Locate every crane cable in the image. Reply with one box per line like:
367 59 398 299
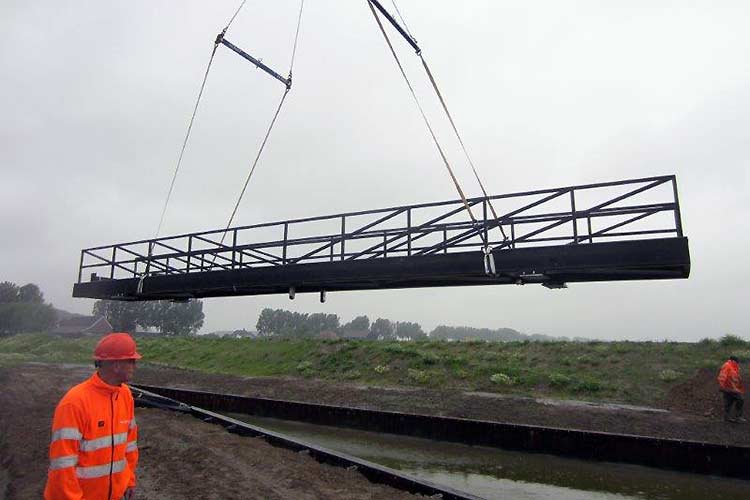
225 0 248 31
155 0 249 239
379 0 508 242
390 0 415 41
154 44 218 239
366 0 482 233
220 89 290 243
419 54 508 241
218 0 306 247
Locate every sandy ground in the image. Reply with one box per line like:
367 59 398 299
3 362 748 499
132 363 750 446
0 363 422 500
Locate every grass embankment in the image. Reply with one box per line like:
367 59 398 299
1 333 747 406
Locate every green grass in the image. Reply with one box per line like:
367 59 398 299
1 333 745 406
0 333 96 365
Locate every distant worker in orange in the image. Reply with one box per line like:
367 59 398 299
44 333 141 499
718 355 745 423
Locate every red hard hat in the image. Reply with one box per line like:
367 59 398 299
93 332 142 361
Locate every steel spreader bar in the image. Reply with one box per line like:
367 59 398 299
367 0 421 54
216 32 292 89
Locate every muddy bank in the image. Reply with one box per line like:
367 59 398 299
132 363 750 446
0 363 421 500
3 361 747 499
664 367 725 417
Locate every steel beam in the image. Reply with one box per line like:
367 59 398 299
74 237 690 301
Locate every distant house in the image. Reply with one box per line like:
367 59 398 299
203 329 257 338
133 330 163 338
318 329 370 340
52 316 113 336
232 329 257 338
340 329 370 340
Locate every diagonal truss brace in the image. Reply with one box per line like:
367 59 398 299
215 32 292 89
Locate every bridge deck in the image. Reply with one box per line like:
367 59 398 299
73 175 690 301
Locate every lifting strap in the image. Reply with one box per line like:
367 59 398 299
367 0 508 243
419 54 508 241
366 0 482 234
389 0 415 41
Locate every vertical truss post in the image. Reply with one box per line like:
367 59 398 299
330 238 334 262
383 232 388 257
340 216 346 261
482 199 488 244
671 177 683 237
282 223 289 265
587 217 593 243
146 242 154 276
110 246 117 279
407 209 412 256
443 228 448 254
78 251 84 283
511 222 516 249
232 230 238 269
570 189 578 244
186 237 192 273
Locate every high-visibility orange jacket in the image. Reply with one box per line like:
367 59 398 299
44 372 138 500
718 360 744 394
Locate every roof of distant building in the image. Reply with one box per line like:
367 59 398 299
53 315 113 335
340 329 369 339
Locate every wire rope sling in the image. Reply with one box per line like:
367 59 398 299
147 0 505 295
155 0 305 243
365 0 507 275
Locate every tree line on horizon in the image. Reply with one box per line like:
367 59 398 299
253 307 571 342
0 279 579 342
0 281 57 335
255 308 427 340
92 299 205 336
0 280 206 337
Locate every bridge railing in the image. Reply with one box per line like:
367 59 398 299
77 175 683 283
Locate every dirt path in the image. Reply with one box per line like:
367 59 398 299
0 363 421 500
132 363 750 446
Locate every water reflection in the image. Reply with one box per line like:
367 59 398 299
231 414 748 500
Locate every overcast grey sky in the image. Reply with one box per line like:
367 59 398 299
1 1 748 341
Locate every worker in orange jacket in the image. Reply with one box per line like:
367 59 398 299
718 355 745 423
44 332 141 499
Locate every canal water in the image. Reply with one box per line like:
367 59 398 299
231 414 749 500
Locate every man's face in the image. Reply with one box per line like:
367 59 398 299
113 359 137 383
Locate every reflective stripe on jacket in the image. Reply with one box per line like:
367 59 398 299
44 372 138 500
718 360 744 394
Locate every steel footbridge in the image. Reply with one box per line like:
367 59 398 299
73 175 690 301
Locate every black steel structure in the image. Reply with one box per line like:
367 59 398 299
74 175 690 301
134 384 750 480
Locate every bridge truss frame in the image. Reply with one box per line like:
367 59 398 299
73 175 689 300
